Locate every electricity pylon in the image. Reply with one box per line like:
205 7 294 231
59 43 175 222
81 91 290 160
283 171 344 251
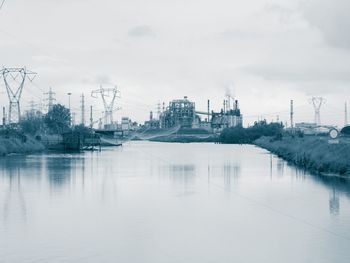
0 68 37 124
44 87 56 113
309 97 326 126
91 85 121 127
80 93 85 126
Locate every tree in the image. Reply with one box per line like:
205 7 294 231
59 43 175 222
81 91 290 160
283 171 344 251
19 112 44 135
219 121 284 144
44 104 71 134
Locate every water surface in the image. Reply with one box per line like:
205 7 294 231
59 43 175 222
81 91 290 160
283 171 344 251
1 142 350 262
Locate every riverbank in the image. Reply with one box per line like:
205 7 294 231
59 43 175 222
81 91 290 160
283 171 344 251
255 136 350 177
0 136 45 156
149 134 217 143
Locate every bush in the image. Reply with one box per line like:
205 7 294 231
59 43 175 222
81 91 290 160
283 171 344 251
219 121 284 144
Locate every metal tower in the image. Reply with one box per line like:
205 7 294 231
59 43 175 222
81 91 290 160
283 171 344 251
80 93 85 126
44 87 56 113
309 97 325 126
290 100 294 128
91 85 121 127
345 102 348 127
0 68 37 124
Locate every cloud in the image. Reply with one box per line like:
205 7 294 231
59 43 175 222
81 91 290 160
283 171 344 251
128 25 156 38
303 0 350 49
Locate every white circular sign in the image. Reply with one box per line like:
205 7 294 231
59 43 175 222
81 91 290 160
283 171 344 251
329 129 338 139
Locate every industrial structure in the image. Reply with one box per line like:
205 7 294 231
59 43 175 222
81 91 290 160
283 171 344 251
91 85 121 129
0 68 37 124
160 96 198 129
309 97 325 126
145 96 243 133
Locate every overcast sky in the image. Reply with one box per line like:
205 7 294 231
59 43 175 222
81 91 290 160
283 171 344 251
0 0 349 126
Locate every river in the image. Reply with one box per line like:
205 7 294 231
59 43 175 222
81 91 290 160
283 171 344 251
1 141 350 262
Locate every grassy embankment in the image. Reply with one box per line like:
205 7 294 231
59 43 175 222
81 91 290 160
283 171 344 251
255 136 350 177
149 128 218 143
0 136 45 156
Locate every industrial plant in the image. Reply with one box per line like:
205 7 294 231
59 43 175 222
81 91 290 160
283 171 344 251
144 95 243 134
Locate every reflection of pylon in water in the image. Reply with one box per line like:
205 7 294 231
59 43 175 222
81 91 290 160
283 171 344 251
3 168 27 222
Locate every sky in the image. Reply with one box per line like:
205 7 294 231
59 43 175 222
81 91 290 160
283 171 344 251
0 0 349 127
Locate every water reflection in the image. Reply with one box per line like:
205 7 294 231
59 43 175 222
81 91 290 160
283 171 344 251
46 156 73 190
1 162 27 223
222 161 240 191
168 164 196 185
329 187 340 216
1 143 350 263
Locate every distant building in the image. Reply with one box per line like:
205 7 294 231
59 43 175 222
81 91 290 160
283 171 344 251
145 96 243 133
295 122 336 135
160 96 197 129
211 100 243 132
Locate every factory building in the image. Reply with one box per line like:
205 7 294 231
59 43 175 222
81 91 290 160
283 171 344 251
146 96 243 132
160 96 199 129
211 99 243 132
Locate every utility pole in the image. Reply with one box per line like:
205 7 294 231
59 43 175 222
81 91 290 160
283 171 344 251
290 100 294 129
90 105 93 129
67 92 72 126
2 107 6 126
0 68 37 124
80 93 85 126
309 97 325 126
345 102 348 127
207 99 210 123
44 87 56 113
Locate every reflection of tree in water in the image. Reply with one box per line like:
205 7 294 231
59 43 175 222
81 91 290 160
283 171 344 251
0 158 28 223
222 161 241 190
276 159 285 176
329 187 340 216
46 156 72 189
169 164 196 185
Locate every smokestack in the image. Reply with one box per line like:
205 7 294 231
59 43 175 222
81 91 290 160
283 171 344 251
235 100 238 110
290 100 294 129
2 107 5 126
207 99 210 123
345 102 348 127
150 111 153 120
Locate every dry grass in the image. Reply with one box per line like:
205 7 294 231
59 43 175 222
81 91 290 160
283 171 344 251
0 136 45 155
255 136 350 176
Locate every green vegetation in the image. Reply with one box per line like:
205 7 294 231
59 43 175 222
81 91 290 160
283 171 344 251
341 126 350 136
219 121 283 144
19 113 44 135
0 129 44 156
255 136 350 176
0 104 85 155
44 104 71 134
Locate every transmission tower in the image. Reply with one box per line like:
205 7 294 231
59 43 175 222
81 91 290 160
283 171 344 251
290 100 294 128
44 87 56 113
28 99 38 117
309 97 325 126
345 102 348 127
80 93 85 126
0 68 37 124
91 85 121 127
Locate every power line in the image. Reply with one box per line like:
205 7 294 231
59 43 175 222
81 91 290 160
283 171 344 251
0 0 6 10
